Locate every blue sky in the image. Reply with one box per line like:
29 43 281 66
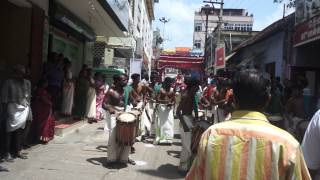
154 0 294 49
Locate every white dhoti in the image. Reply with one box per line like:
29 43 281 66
85 87 96 118
61 82 74 115
6 103 32 132
155 104 174 144
140 101 156 136
150 103 157 136
107 126 131 163
179 115 194 172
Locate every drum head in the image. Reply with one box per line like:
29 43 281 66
198 111 205 117
130 110 141 116
117 113 136 122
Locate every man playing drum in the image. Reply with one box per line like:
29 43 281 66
143 72 162 139
155 77 175 145
103 74 135 165
129 73 145 109
176 77 201 175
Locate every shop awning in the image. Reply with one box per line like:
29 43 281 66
225 52 237 62
236 52 264 68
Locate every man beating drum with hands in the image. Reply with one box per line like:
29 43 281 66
103 74 136 165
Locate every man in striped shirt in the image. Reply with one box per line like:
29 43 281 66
186 69 310 180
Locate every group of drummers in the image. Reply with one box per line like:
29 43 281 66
101 71 234 170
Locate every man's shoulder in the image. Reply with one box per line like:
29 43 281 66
208 120 300 147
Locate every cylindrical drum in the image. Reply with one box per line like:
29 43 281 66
116 112 137 146
191 120 211 153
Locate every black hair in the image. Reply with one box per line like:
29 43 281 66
185 77 200 89
232 69 270 111
131 73 140 80
143 73 149 81
113 74 121 82
163 77 174 88
94 72 102 77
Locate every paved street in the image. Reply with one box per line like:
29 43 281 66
0 121 184 180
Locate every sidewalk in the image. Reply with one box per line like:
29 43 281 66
0 120 184 180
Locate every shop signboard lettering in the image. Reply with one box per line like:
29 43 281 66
294 13 320 46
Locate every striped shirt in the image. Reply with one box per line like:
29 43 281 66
186 111 311 180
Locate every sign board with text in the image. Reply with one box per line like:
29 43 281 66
215 46 225 69
294 13 320 46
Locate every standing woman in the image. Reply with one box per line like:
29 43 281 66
95 72 106 121
61 60 74 116
31 79 55 143
85 68 96 122
73 68 89 119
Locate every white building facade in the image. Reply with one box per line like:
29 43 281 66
130 0 155 73
193 8 254 51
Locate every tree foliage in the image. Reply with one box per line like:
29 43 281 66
274 0 296 8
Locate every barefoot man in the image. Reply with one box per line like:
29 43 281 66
103 74 135 165
155 77 175 145
176 77 201 174
129 73 144 109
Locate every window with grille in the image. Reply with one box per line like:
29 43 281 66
194 40 201 49
195 23 202 32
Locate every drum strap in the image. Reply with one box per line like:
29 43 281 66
124 85 131 111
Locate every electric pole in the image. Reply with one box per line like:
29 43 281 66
217 0 224 46
201 4 213 69
159 17 170 48
204 0 224 73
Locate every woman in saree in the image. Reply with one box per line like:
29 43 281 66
31 79 55 143
61 60 74 116
85 68 97 122
73 68 90 119
95 72 106 121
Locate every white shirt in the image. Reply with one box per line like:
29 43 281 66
302 109 320 170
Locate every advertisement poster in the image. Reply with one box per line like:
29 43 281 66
215 46 225 69
129 58 142 77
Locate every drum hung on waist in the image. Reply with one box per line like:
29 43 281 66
130 109 141 117
197 110 205 119
116 112 137 146
191 120 211 153
116 112 136 123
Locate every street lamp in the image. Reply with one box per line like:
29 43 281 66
159 17 170 47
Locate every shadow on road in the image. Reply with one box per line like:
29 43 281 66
137 163 183 179
96 145 108 152
172 141 182 146
86 157 128 170
167 150 180 158
0 165 9 172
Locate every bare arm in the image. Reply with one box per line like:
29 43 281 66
176 95 190 132
103 90 116 114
